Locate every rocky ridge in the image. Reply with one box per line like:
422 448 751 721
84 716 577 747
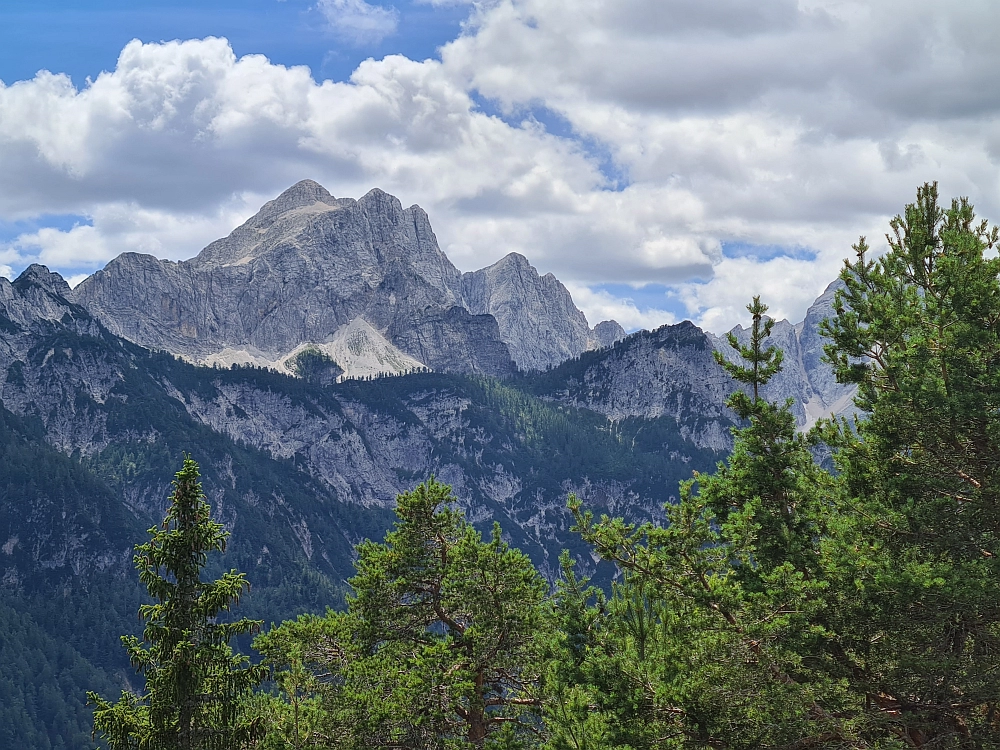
525 282 857 452
461 252 624 370
72 181 623 378
710 279 857 430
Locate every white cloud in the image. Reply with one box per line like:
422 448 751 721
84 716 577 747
317 0 399 44
1 200 254 274
563 283 676 332
2 2 1000 331
65 273 90 289
0 265 11 281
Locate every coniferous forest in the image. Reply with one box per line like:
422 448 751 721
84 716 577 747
12 184 1000 748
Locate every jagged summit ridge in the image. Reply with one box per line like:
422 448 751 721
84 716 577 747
462 251 624 371
72 181 622 377
72 182 510 377
709 279 857 429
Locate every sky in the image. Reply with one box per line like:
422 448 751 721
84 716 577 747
1 0 999 333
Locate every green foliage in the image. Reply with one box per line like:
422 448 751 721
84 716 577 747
88 458 266 750
713 295 784 414
560 292 860 748
0 600 120 750
257 478 549 749
820 182 1000 746
553 184 1000 749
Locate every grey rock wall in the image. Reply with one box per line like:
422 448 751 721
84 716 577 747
462 253 594 371
73 181 513 377
73 181 621 377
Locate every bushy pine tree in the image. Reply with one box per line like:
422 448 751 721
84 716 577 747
821 183 1000 747
89 457 266 750
564 297 854 749
256 477 548 749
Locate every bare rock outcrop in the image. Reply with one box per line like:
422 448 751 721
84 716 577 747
461 252 624 371
73 181 515 377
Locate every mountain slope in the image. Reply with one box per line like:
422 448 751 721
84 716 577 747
0 265 723 749
462 252 623 370
73 181 516 378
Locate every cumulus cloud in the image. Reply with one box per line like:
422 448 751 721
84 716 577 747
317 0 399 44
563 283 676 333
2 2 1000 331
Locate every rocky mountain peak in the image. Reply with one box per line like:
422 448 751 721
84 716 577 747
356 187 404 221
462 253 595 371
263 179 338 215
69 180 626 378
72 182 516 377
13 264 72 298
593 320 626 348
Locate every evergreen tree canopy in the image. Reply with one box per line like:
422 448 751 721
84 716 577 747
256 477 549 749
88 457 266 750
565 295 849 749
820 182 1000 746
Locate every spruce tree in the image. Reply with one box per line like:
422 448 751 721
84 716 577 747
89 457 266 750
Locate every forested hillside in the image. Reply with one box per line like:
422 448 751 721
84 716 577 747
0 285 721 747
4 184 998 749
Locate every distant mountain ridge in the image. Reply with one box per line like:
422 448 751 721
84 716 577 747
62 177 855 434
72 180 624 378
709 279 857 430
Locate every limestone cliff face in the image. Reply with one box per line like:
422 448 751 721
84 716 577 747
462 253 594 371
73 180 624 377
0 266 699 587
797 279 857 418
527 282 859 452
593 320 626 349
528 321 737 451
73 181 514 377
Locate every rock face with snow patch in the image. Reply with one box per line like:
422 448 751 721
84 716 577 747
73 181 516 378
73 181 623 377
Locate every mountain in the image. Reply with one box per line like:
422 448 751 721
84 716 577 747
73 181 515 377
0 182 860 749
462 252 624 370
519 321 737 451
710 279 857 430
520 283 857 453
0 263 718 749
73 181 622 378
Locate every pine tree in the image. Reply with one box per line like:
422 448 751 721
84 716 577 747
257 477 549 749
567 297 854 749
821 183 1000 746
89 457 266 750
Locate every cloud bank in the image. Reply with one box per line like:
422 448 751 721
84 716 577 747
2 1 999 332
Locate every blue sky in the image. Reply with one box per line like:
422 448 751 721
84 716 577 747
0 1 996 333
0 0 465 86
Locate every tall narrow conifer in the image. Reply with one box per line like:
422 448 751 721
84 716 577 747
89 457 265 750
